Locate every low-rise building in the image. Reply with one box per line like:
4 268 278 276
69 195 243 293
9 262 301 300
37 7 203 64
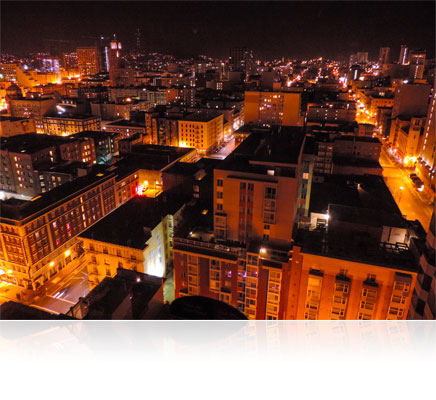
244 90 302 127
8 96 57 133
66 268 165 319
79 194 187 289
42 114 101 136
178 111 224 155
388 115 427 165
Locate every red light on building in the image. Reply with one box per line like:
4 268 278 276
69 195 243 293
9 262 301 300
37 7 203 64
136 185 145 196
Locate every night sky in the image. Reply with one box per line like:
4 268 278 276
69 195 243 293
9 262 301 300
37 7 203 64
1 1 435 60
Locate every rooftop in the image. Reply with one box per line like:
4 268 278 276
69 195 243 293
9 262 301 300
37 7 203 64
308 174 402 218
79 268 163 319
79 194 188 249
1 132 81 154
294 228 418 272
219 125 305 175
0 166 112 222
334 135 381 143
113 145 195 177
106 119 146 128
0 116 30 122
180 111 222 122
43 113 100 120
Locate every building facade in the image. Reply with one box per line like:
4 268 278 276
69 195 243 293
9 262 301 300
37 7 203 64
0 170 139 290
244 91 302 127
178 112 224 155
42 115 101 136
77 47 101 76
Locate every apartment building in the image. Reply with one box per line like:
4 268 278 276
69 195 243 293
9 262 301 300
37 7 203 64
306 101 357 125
0 134 57 197
0 116 36 137
388 116 427 165
0 169 139 290
416 78 435 195
292 173 419 320
8 96 57 132
79 194 186 289
42 114 101 136
409 213 435 320
173 126 306 319
244 90 302 127
178 111 224 155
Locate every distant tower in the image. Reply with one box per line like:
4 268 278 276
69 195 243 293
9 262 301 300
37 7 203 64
378 47 390 66
136 28 141 53
399 45 409 65
409 49 426 81
109 35 122 85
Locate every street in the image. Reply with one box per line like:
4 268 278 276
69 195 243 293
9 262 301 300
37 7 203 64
207 137 236 160
380 145 434 229
30 263 90 315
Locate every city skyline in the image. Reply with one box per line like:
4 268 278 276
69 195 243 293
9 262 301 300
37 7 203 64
1 1 435 60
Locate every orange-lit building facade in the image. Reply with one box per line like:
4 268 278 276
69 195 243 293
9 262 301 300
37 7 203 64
174 127 306 319
8 97 57 133
288 246 417 320
77 47 101 77
244 90 302 127
178 112 224 155
416 78 436 195
42 115 101 136
388 116 427 165
0 170 139 290
173 126 418 320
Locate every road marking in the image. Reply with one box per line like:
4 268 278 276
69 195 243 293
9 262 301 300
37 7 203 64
47 295 76 305
30 304 59 315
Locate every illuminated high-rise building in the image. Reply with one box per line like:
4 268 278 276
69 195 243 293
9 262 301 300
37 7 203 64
108 38 122 79
409 49 426 81
108 36 134 86
77 47 101 76
399 45 409 65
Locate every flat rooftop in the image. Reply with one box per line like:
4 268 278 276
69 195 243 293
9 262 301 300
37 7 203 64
1 133 83 154
294 228 418 272
0 116 30 122
335 135 381 143
79 194 188 249
181 111 221 122
105 119 146 128
309 174 402 218
0 166 113 222
43 113 100 120
113 145 195 177
80 268 163 319
220 126 305 175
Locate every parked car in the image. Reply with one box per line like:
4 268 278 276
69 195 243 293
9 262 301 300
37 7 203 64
412 177 424 190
